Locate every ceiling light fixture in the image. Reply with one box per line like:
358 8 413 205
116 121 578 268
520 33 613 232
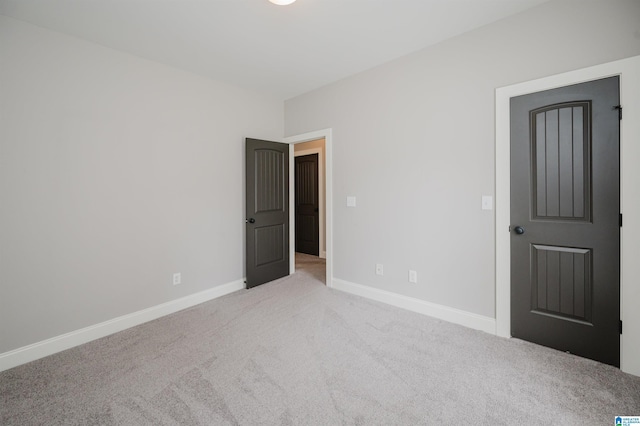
269 0 296 5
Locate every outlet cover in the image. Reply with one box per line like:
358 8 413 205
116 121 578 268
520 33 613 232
409 270 418 283
375 263 383 276
482 195 493 210
173 273 181 285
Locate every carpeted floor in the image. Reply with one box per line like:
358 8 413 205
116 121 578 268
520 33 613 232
1 253 639 425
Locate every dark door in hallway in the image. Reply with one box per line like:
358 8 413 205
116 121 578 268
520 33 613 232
295 154 319 256
510 77 620 366
245 138 290 289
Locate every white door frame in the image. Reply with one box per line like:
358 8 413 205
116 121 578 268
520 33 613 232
495 55 640 376
285 129 333 287
294 146 326 258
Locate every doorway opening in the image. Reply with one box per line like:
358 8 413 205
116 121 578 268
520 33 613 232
285 129 333 287
294 139 325 258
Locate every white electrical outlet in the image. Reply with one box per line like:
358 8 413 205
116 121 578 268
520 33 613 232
482 195 493 210
409 270 418 283
173 272 181 285
375 263 384 276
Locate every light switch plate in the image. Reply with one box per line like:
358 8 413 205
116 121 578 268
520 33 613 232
482 195 493 210
347 196 356 207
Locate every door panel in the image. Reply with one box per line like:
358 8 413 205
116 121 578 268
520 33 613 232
510 77 620 367
530 245 592 322
246 138 290 289
532 103 590 221
295 154 319 256
255 224 285 266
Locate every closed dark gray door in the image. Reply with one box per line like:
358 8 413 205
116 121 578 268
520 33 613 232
510 77 620 367
295 154 319 256
245 138 290 289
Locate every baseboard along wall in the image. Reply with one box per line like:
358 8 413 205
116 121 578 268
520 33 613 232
0 279 245 373
332 279 496 334
2 277 496 373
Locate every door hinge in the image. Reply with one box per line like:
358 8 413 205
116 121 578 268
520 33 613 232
508 225 511 233
613 105 622 120
620 320 623 334
620 213 623 227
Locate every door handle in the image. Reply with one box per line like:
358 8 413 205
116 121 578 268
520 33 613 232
246 218 256 224
513 226 525 235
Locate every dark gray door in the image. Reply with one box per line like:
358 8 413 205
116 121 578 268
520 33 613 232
295 154 319 256
510 77 620 367
245 138 290 289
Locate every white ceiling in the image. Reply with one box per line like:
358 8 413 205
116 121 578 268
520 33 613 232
0 0 549 100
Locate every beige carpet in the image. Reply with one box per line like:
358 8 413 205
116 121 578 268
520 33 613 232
1 253 639 425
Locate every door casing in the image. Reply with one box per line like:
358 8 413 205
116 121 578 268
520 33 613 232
496 55 640 376
285 129 333 285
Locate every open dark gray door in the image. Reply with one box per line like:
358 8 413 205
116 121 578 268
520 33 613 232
245 138 290 289
510 77 620 367
295 154 319 256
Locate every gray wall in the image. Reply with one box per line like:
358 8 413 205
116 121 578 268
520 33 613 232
0 16 283 353
284 0 640 318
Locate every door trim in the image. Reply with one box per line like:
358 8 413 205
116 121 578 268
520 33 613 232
284 129 333 287
496 55 640 376
294 148 325 258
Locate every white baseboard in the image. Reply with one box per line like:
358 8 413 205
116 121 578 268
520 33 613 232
0 279 245 373
332 279 496 334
